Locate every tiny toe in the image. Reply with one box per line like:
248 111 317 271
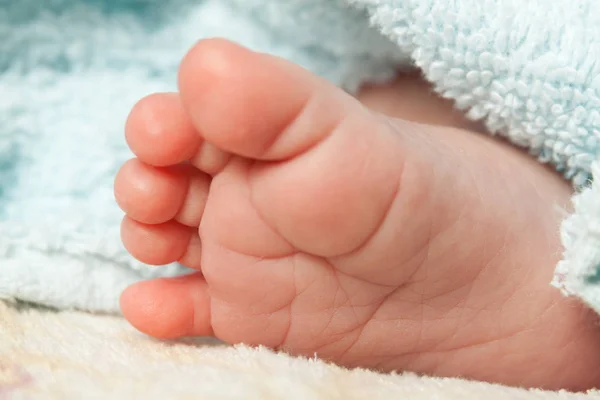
121 217 194 266
114 159 189 225
126 92 201 166
120 273 212 339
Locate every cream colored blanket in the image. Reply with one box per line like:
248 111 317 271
1 302 598 399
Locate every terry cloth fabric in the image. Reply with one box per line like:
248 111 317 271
1 0 600 313
2 301 599 399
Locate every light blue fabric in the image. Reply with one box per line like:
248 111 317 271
1 0 600 313
0 0 404 311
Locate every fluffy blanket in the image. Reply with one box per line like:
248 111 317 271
2 301 598 399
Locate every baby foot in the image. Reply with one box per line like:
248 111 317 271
114 39 600 390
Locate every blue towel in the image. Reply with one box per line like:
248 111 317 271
2 0 600 314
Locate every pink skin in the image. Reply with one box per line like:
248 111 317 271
114 39 600 391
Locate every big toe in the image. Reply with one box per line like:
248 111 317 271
178 38 359 161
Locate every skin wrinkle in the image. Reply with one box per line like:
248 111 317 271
312 271 343 340
356 297 425 358
395 324 539 364
332 263 378 320
395 137 472 290
336 272 398 308
252 259 297 315
419 278 477 306
327 333 363 366
295 257 405 360
436 251 543 354
202 240 293 313
245 116 379 259
235 161 297 258
408 223 432 355
434 284 482 351
259 80 348 163
413 292 426 358
257 84 315 160
334 278 362 330
333 266 400 291
518 159 569 263
331 118 405 258
314 312 382 364
525 296 561 333
353 117 384 188
306 328 360 364
409 255 497 354
465 155 486 217
404 221 464 289
392 211 512 354
294 315 366 357
276 255 299 349
327 143 426 285
341 289 401 357
560 309 600 360
385 246 430 288
477 257 518 315
327 311 362 358
289 276 362 360
429 172 508 291
279 255 372 349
